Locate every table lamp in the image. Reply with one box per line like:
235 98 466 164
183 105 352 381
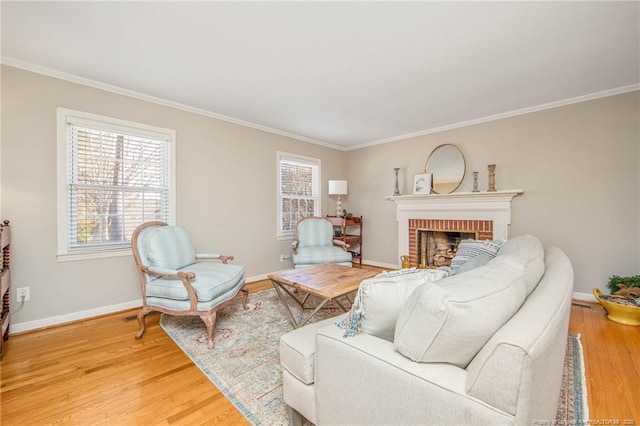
328 180 348 217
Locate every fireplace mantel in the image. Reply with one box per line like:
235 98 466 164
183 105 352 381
386 190 523 261
385 190 523 206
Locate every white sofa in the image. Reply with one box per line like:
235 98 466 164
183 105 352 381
279 235 574 425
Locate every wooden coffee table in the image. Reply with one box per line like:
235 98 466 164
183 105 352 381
268 264 378 328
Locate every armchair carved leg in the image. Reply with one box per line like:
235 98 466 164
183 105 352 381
241 285 249 310
200 312 217 349
136 308 153 340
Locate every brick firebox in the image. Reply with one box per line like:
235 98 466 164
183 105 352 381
408 219 493 268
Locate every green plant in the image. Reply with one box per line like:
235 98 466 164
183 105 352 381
608 275 640 294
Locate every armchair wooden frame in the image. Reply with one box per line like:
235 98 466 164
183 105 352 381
131 221 249 349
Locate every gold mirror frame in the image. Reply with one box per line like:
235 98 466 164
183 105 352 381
424 144 466 194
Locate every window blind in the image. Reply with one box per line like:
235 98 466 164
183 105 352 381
66 121 171 251
279 154 320 235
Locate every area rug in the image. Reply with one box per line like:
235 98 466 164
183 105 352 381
160 289 589 425
556 333 590 423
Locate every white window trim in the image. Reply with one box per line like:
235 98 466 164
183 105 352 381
276 151 321 240
56 107 176 262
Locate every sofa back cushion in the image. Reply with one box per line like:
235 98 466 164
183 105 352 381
393 257 526 368
145 226 196 270
497 234 545 295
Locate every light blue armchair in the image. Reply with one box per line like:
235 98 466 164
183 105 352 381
291 217 353 269
131 221 248 349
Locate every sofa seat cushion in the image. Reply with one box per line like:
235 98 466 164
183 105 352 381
394 257 526 368
146 262 245 302
293 246 353 265
336 268 448 341
497 234 545 295
145 225 196 270
280 314 347 385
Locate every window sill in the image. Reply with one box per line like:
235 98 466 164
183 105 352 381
57 249 132 262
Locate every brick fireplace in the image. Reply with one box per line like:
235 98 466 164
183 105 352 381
387 190 522 267
409 219 493 267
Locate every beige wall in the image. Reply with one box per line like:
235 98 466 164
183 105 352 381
348 91 640 295
1 65 347 327
3 64 638 328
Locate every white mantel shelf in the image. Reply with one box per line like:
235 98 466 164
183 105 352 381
385 189 523 205
387 190 524 259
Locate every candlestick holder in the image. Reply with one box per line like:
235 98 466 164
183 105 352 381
393 168 401 196
472 171 479 192
487 164 497 192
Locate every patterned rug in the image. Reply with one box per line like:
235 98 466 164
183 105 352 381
160 289 588 425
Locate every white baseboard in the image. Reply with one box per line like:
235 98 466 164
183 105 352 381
572 291 596 302
11 299 143 334
19 264 591 334
361 259 399 270
9 269 352 333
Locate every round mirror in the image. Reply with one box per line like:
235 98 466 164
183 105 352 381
425 144 466 194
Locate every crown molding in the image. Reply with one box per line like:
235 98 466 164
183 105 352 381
3 57 637 153
349 83 640 151
0 57 346 151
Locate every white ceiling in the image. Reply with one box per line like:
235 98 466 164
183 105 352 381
2 1 639 150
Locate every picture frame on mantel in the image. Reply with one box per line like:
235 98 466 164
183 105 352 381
413 173 432 195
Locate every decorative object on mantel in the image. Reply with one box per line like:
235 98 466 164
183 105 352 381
393 168 401 196
472 171 479 192
487 164 497 192
412 173 432 195
328 180 348 217
425 144 466 194
401 255 411 269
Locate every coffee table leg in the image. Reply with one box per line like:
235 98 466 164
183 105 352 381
271 280 300 328
297 298 330 328
271 279 333 329
334 297 348 312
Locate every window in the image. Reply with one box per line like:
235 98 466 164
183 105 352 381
57 108 176 261
277 152 321 237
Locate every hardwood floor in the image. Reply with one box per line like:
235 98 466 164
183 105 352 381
569 300 640 423
1 274 638 425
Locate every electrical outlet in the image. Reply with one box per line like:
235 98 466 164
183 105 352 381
17 286 30 302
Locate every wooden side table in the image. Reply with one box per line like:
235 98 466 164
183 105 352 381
327 216 363 266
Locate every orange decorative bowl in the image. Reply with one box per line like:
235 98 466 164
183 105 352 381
593 288 640 326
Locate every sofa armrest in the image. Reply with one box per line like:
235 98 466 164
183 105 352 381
314 325 512 425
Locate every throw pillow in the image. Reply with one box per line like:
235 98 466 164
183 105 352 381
450 239 505 272
455 253 493 274
336 268 448 341
393 257 526 368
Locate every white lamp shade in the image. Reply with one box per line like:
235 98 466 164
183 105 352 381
328 180 348 195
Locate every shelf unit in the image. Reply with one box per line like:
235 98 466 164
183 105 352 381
327 216 363 266
1 220 10 359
